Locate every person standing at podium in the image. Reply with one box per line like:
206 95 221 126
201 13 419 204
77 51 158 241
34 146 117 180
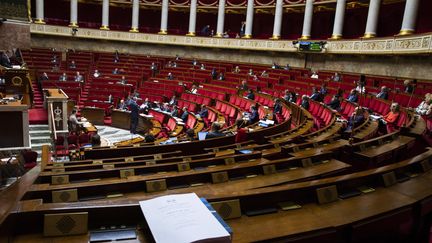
128 97 140 134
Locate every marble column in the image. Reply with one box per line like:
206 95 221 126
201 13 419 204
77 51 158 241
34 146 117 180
271 0 283 39
187 0 198 36
35 0 45 24
215 0 226 37
330 0 346 39
399 0 420 35
130 0 140 32
159 0 169 34
363 0 381 38
69 0 78 27
100 0 110 30
243 0 254 38
300 0 314 40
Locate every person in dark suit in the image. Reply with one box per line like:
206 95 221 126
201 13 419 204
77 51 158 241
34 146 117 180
245 89 255 100
376 86 389 100
211 68 218 80
171 106 179 117
181 107 189 123
239 80 248 90
39 72 49 81
301 95 310 111
128 98 140 134
273 99 282 115
345 107 365 133
347 89 359 103
326 95 341 111
248 105 259 125
218 72 225 80
59 73 67 81
200 25 210 36
198 105 208 118
151 62 158 77
206 123 225 139
167 72 174 80
310 87 322 102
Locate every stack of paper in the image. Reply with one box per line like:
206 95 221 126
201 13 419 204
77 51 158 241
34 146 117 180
139 193 231 243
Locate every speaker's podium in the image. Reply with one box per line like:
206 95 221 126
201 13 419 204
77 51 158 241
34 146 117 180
44 89 69 140
1 67 32 107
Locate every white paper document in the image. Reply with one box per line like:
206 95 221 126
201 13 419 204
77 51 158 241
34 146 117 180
139 193 230 243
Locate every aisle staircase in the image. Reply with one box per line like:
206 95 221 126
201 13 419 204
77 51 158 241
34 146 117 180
30 75 44 109
29 124 51 162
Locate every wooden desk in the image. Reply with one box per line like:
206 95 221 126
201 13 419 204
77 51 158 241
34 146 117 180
81 107 105 125
111 109 153 134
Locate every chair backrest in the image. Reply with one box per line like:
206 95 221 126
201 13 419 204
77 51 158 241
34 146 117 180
23 151 38 163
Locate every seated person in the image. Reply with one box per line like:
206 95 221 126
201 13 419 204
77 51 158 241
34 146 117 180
247 105 259 125
379 102 400 133
112 68 120 74
69 60 76 69
283 89 291 102
140 98 150 110
332 72 341 82
151 63 158 77
200 64 206 70
273 99 282 115
74 71 84 82
310 71 319 79
91 133 101 147
310 87 322 102
180 107 189 123
245 89 255 100
347 89 359 103
168 95 177 106
192 58 199 66
289 91 297 103
171 106 179 117
166 61 173 68
415 93 432 116
218 72 225 80
284 64 290 70
261 70 269 77
198 105 208 119
59 73 67 81
248 69 254 76
144 133 155 143
118 76 127 84
320 83 328 97
376 86 389 100
211 68 218 80
238 80 248 90
190 84 198 94
160 103 171 112
345 107 365 132
68 109 83 132
355 80 366 93
326 95 341 111
172 62 178 68
117 99 128 110
93 69 101 78
167 72 174 80
206 123 225 139
39 72 49 81
185 128 196 141
271 62 280 69
0 51 12 68
404 79 414 94
233 66 240 73
301 95 310 110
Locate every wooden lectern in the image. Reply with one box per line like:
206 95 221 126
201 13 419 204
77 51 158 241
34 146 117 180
1 67 32 107
45 89 69 135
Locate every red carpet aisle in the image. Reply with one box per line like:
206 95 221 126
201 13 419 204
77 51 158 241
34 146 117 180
29 108 48 125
